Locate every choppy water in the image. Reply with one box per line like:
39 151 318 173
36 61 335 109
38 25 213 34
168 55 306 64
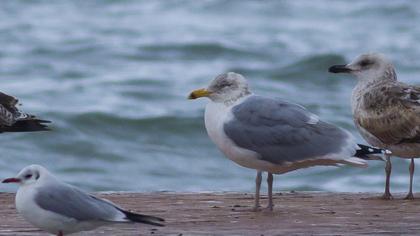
1 0 420 193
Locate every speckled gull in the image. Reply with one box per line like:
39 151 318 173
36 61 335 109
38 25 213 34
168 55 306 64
189 72 385 211
330 53 420 200
0 91 50 132
2 165 164 236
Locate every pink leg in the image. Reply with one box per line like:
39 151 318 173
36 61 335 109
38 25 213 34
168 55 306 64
382 154 393 200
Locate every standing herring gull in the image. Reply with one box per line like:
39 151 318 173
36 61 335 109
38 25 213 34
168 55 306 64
189 72 385 211
2 165 164 236
329 53 420 200
0 91 50 132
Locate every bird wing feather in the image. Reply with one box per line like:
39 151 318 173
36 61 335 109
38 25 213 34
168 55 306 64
355 82 420 145
34 183 123 222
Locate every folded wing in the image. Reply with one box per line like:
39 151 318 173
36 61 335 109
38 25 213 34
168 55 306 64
224 96 356 165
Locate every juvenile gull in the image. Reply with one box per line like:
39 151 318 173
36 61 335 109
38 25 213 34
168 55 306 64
2 165 164 236
329 53 420 200
0 91 50 132
189 72 385 211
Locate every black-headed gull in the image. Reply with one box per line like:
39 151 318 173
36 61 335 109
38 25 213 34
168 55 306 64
3 165 164 235
189 72 386 211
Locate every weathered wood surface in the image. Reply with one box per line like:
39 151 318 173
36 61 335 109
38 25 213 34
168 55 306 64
1 192 420 235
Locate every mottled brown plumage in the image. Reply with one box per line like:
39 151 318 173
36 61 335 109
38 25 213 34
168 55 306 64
330 53 420 200
354 81 420 149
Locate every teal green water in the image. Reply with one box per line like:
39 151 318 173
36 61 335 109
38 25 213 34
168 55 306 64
1 0 420 193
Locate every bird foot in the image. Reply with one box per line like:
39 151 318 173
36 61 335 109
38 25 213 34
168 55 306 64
263 204 274 212
381 192 393 200
251 205 261 212
404 193 415 200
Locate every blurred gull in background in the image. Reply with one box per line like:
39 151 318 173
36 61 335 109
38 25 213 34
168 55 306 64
0 91 50 133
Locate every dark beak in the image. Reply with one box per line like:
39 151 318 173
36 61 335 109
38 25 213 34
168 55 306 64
2 178 20 183
328 64 352 73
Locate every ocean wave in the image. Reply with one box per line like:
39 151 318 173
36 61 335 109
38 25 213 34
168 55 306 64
136 42 267 60
229 54 347 82
66 112 204 135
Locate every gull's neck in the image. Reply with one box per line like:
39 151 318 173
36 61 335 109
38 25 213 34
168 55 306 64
222 91 252 107
351 67 397 114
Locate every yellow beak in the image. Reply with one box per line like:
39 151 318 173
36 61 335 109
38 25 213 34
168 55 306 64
188 88 211 99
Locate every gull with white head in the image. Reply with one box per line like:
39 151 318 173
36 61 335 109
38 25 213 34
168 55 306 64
329 53 420 200
2 165 164 235
189 72 385 211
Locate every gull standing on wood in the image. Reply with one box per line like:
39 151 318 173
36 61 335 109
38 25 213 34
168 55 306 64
2 165 164 236
0 91 50 132
329 53 420 200
189 72 385 211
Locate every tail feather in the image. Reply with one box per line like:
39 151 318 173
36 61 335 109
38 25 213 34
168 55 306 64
354 144 389 161
344 157 368 167
122 210 165 227
0 119 51 133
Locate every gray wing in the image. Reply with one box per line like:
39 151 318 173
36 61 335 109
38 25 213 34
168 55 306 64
224 96 352 164
35 183 122 221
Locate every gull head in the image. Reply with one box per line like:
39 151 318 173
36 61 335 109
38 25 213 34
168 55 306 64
329 53 396 82
2 164 46 186
188 72 251 103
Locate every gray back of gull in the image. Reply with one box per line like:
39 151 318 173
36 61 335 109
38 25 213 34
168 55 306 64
224 95 351 165
35 182 121 221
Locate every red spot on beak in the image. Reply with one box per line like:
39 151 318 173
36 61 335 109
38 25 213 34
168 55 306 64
2 178 21 183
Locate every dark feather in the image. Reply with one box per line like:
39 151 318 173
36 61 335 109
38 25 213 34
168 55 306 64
0 92 18 111
0 91 51 132
0 119 51 132
354 144 386 161
121 209 165 227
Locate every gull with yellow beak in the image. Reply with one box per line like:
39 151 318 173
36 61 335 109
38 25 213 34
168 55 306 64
189 72 386 211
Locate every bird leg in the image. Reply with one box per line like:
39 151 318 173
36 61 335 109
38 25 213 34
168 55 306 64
266 172 274 211
382 154 393 200
404 158 415 200
57 231 63 236
252 171 262 211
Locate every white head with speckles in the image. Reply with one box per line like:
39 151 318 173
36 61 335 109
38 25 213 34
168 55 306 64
329 53 397 82
189 72 251 103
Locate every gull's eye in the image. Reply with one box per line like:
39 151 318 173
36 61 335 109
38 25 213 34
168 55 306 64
24 174 32 179
360 60 373 67
220 81 233 88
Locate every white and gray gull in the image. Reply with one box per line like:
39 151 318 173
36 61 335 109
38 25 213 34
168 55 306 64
0 91 50 132
2 165 164 236
189 72 385 211
329 53 420 200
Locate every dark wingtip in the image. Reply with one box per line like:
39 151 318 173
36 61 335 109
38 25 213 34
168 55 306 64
122 210 165 227
355 144 387 161
0 119 52 133
37 119 52 124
